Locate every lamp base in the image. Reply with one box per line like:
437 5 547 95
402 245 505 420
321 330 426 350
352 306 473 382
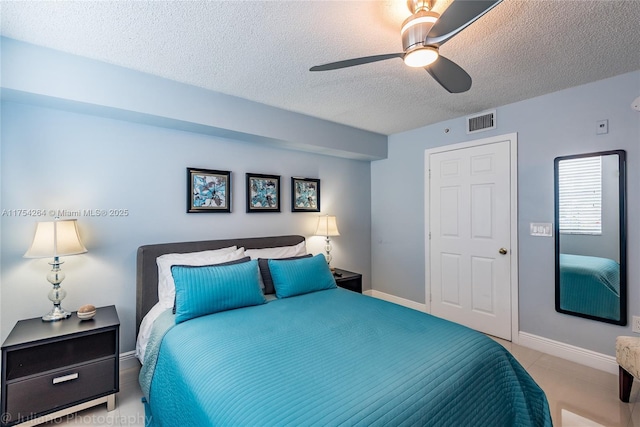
42 305 72 322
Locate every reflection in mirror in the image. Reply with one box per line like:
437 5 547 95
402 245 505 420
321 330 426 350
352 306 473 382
554 150 626 325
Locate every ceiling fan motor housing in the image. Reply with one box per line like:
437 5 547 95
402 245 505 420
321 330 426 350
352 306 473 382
407 0 433 14
401 10 439 51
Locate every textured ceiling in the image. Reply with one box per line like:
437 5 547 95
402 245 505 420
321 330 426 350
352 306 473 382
1 0 639 135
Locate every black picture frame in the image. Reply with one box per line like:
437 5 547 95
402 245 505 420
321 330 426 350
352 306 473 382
187 168 231 213
291 177 320 212
246 173 280 213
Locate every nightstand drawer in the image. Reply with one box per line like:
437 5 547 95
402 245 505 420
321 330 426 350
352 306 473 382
5 358 116 423
5 330 116 381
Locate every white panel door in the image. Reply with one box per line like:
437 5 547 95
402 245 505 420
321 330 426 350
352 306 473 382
429 140 511 340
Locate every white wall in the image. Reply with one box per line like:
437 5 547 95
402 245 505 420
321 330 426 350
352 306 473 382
0 102 372 353
371 70 640 356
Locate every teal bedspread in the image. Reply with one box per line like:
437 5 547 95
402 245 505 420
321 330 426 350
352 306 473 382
142 288 551 427
559 253 620 320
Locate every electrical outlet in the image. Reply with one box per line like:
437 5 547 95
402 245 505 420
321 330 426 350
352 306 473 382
633 316 640 334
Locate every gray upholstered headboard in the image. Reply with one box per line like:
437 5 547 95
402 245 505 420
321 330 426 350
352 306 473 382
136 235 306 333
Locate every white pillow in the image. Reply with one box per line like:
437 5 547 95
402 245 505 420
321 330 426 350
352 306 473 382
156 246 245 309
244 241 307 260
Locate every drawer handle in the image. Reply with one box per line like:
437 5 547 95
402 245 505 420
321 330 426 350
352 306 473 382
52 373 79 385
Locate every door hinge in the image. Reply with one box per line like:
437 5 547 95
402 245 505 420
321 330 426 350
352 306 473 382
429 232 431 240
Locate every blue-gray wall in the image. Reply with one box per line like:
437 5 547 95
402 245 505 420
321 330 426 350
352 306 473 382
0 38 386 161
0 38 377 353
372 70 640 356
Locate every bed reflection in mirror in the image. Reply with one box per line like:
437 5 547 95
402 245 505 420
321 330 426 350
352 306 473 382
554 150 626 325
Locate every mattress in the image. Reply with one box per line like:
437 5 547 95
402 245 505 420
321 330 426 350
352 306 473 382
141 288 551 426
559 253 620 320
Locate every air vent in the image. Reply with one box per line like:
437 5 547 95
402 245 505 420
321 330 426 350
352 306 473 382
466 110 496 134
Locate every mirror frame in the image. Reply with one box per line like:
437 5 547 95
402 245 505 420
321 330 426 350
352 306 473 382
554 149 627 325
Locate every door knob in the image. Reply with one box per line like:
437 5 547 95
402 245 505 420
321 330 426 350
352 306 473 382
499 248 508 255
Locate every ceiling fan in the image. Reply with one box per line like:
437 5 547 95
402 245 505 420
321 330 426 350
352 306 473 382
310 0 503 93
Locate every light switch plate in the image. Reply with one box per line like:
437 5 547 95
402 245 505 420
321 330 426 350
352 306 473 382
530 223 553 237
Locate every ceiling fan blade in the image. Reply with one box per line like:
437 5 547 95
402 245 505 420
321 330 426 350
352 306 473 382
310 53 404 71
426 0 502 46
426 55 472 93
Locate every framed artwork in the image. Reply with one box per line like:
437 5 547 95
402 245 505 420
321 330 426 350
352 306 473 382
291 177 320 212
246 173 280 213
187 168 231 213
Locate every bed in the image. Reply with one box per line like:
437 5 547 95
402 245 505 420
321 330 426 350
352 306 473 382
136 235 552 427
558 253 620 321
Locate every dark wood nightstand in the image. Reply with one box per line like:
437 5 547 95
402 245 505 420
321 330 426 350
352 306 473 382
1 305 120 426
333 268 363 293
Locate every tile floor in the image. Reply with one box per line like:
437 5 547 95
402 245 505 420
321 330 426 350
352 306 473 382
490 337 640 427
45 339 640 426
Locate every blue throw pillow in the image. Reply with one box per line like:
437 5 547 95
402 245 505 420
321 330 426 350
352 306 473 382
258 254 313 295
172 259 265 323
172 256 251 314
269 254 337 298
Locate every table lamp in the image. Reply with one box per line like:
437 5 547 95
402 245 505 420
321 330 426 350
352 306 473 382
24 219 87 321
315 215 340 271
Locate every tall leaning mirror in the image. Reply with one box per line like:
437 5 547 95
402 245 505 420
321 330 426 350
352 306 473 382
554 150 627 325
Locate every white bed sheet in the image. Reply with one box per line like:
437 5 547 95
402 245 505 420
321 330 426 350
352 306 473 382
136 302 168 363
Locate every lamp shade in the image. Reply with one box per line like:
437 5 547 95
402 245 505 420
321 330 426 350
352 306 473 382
24 219 87 258
315 215 340 237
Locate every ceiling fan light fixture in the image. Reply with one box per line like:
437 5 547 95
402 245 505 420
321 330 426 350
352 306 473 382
403 46 439 68
400 11 439 36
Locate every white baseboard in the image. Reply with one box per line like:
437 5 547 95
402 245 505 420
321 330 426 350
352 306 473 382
518 332 617 375
365 290 618 375
119 350 141 371
365 289 428 313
